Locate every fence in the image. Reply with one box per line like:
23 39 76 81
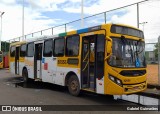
158 36 160 85
1 0 160 85
4 0 159 50
145 43 157 64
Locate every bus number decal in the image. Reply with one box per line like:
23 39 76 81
58 60 67 64
67 58 79 65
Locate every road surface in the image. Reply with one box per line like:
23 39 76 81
0 69 158 113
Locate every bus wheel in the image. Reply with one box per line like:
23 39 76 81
22 69 29 83
68 75 80 96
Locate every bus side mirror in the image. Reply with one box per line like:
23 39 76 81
107 40 112 54
105 37 112 60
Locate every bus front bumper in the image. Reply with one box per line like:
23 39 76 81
105 80 147 95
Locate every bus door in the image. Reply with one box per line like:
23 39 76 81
81 35 96 90
81 34 105 91
41 39 55 83
34 43 43 79
15 46 20 74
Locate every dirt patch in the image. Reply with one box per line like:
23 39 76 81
147 64 158 84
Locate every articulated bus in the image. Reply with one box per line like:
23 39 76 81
9 23 147 96
10 41 26 75
0 51 3 68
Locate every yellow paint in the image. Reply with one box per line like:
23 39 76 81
0 62 3 68
10 41 26 46
98 24 147 95
81 88 95 93
9 41 26 72
9 57 15 62
103 63 147 95
70 26 146 95
67 30 77 35
8 23 147 95
19 57 25 62
77 69 80 74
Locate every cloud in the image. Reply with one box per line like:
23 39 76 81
0 0 16 5
138 1 160 43
1 0 160 46
57 0 143 15
1 0 67 41
25 0 59 11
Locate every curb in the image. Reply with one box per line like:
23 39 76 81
136 84 160 99
138 91 160 99
137 82 160 100
147 84 160 90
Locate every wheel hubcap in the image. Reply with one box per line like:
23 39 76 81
71 80 78 91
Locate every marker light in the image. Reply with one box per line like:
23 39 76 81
109 75 115 82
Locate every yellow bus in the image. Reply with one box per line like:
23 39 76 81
10 41 26 75
9 23 147 96
0 51 3 68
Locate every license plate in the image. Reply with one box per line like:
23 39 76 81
133 86 142 90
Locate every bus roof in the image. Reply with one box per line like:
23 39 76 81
10 41 26 46
22 23 144 43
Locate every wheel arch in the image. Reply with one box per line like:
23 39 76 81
65 71 79 86
22 66 27 75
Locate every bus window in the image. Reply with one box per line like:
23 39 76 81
10 46 15 57
43 39 53 57
27 43 34 57
53 38 64 57
96 34 105 79
66 35 79 56
0 51 2 62
0 55 2 62
20 44 26 57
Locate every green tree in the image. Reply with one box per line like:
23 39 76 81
1 41 10 52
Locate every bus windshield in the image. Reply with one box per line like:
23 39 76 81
108 37 146 68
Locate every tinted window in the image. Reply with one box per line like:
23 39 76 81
96 34 105 79
10 46 15 57
53 38 64 57
66 35 79 56
20 44 26 57
111 25 144 38
27 43 34 57
43 39 52 57
0 55 2 62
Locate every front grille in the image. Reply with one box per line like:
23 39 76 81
124 85 146 92
120 70 146 76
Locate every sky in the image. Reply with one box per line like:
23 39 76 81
0 0 160 50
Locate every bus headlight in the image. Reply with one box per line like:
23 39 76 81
116 79 122 86
109 74 122 87
109 75 115 82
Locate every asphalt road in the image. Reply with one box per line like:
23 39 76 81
0 69 159 114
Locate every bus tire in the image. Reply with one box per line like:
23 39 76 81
22 69 29 83
68 75 80 96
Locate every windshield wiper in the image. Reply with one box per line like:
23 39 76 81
135 42 139 57
135 39 145 55
129 41 134 63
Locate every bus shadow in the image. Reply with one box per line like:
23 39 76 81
5 76 67 92
5 76 128 105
